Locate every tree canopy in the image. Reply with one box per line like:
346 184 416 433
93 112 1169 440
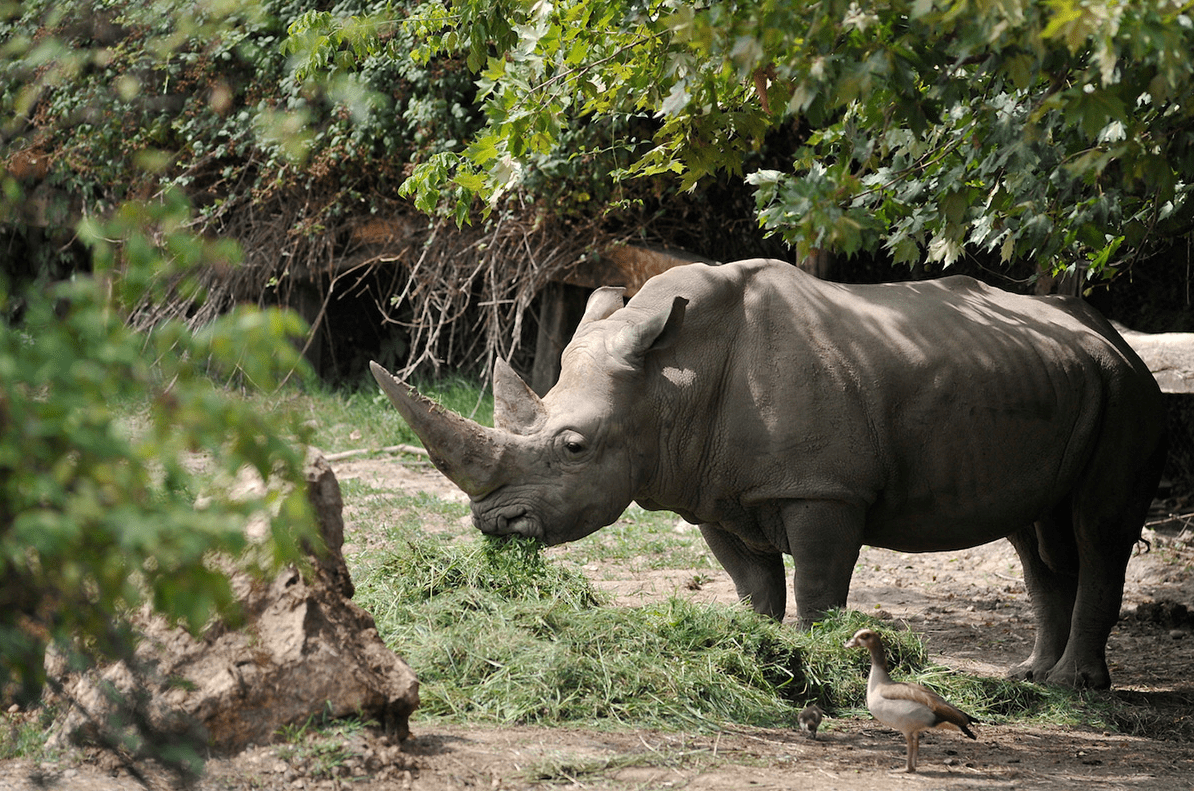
290 0 1194 286
3 0 647 380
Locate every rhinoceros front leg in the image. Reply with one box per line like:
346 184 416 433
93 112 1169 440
781 500 865 627
698 523 787 620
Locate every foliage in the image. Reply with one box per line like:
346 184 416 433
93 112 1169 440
0 0 475 197
289 0 1194 285
2 0 644 381
0 0 485 287
0 184 317 705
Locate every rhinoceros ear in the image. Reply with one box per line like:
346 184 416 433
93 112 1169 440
493 357 546 435
614 295 688 365
579 286 626 325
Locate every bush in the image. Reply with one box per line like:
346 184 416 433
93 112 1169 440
0 0 485 281
0 187 317 706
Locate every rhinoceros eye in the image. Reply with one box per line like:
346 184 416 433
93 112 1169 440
560 432 588 456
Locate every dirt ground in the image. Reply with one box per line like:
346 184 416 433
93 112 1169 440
3 458 1193 791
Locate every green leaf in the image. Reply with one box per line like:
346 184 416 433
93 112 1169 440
890 235 921 266
940 190 970 225
468 135 502 166
1087 234 1124 274
454 171 488 192
1067 88 1126 140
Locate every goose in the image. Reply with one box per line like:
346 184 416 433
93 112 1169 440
844 628 977 772
798 703 824 739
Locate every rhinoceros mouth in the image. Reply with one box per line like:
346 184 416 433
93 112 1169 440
476 505 544 541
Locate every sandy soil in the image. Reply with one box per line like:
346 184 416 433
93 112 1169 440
3 457 1192 791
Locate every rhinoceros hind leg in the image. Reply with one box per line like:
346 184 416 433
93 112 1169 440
698 522 787 620
1041 653 1112 689
1039 402 1166 689
1045 440 1165 689
1006 518 1077 682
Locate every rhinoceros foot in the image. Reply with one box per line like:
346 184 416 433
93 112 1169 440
1007 654 1052 684
1008 655 1111 690
1042 657 1112 690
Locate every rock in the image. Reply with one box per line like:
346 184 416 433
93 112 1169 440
48 454 419 754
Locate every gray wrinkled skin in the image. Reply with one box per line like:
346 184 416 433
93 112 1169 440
372 259 1167 689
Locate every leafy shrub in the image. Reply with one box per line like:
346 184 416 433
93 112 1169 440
0 0 487 276
0 187 316 705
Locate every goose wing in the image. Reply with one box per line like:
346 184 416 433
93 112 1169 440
880 682 977 738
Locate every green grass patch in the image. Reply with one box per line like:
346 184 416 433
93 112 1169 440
277 374 494 455
0 705 61 761
548 504 714 571
354 533 1099 733
344 488 471 543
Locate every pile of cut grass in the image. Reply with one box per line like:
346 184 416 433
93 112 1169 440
354 534 1087 732
359 535 805 728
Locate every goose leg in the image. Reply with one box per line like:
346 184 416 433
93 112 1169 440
905 732 919 773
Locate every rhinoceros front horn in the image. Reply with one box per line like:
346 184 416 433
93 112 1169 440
369 361 509 499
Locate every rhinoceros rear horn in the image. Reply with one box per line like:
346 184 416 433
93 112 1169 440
369 361 508 498
493 358 546 435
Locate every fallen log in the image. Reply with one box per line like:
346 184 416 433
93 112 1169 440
323 443 429 462
1115 322 1194 394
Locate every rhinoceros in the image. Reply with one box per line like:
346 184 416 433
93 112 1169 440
371 258 1167 689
